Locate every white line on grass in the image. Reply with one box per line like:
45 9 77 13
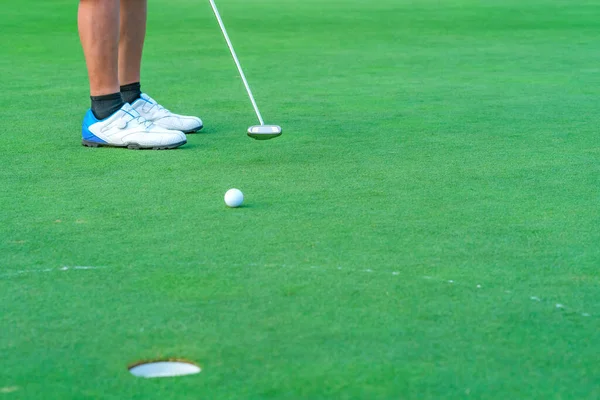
259 263 594 319
0 266 105 279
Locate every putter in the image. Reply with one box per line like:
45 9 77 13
209 0 282 140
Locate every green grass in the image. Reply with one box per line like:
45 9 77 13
1 0 599 398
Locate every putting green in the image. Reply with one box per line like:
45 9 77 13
1 0 599 399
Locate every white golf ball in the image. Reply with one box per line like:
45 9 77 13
224 188 244 208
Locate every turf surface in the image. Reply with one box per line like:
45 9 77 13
1 0 599 398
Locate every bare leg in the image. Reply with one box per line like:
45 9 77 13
78 0 120 96
119 0 147 86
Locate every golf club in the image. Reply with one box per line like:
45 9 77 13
209 0 282 140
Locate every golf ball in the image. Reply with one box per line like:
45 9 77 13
224 188 244 208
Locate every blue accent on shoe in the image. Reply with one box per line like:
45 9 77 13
122 109 137 119
81 109 108 144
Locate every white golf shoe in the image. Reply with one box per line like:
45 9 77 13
131 93 203 134
82 103 187 150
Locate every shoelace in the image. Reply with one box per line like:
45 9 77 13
115 113 154 130
136 115 154 129
144 102 171 118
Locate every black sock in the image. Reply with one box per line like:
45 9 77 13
91 92 124 120
120 82 142 104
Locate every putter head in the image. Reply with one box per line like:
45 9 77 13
247 125 282 140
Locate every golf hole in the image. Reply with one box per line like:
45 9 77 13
128 360 201 378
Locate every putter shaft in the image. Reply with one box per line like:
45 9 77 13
209 0 265 126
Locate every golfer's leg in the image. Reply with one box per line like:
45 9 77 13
78 0 120 96
79 0 124 120
119 0 146 103
78 0 186 149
